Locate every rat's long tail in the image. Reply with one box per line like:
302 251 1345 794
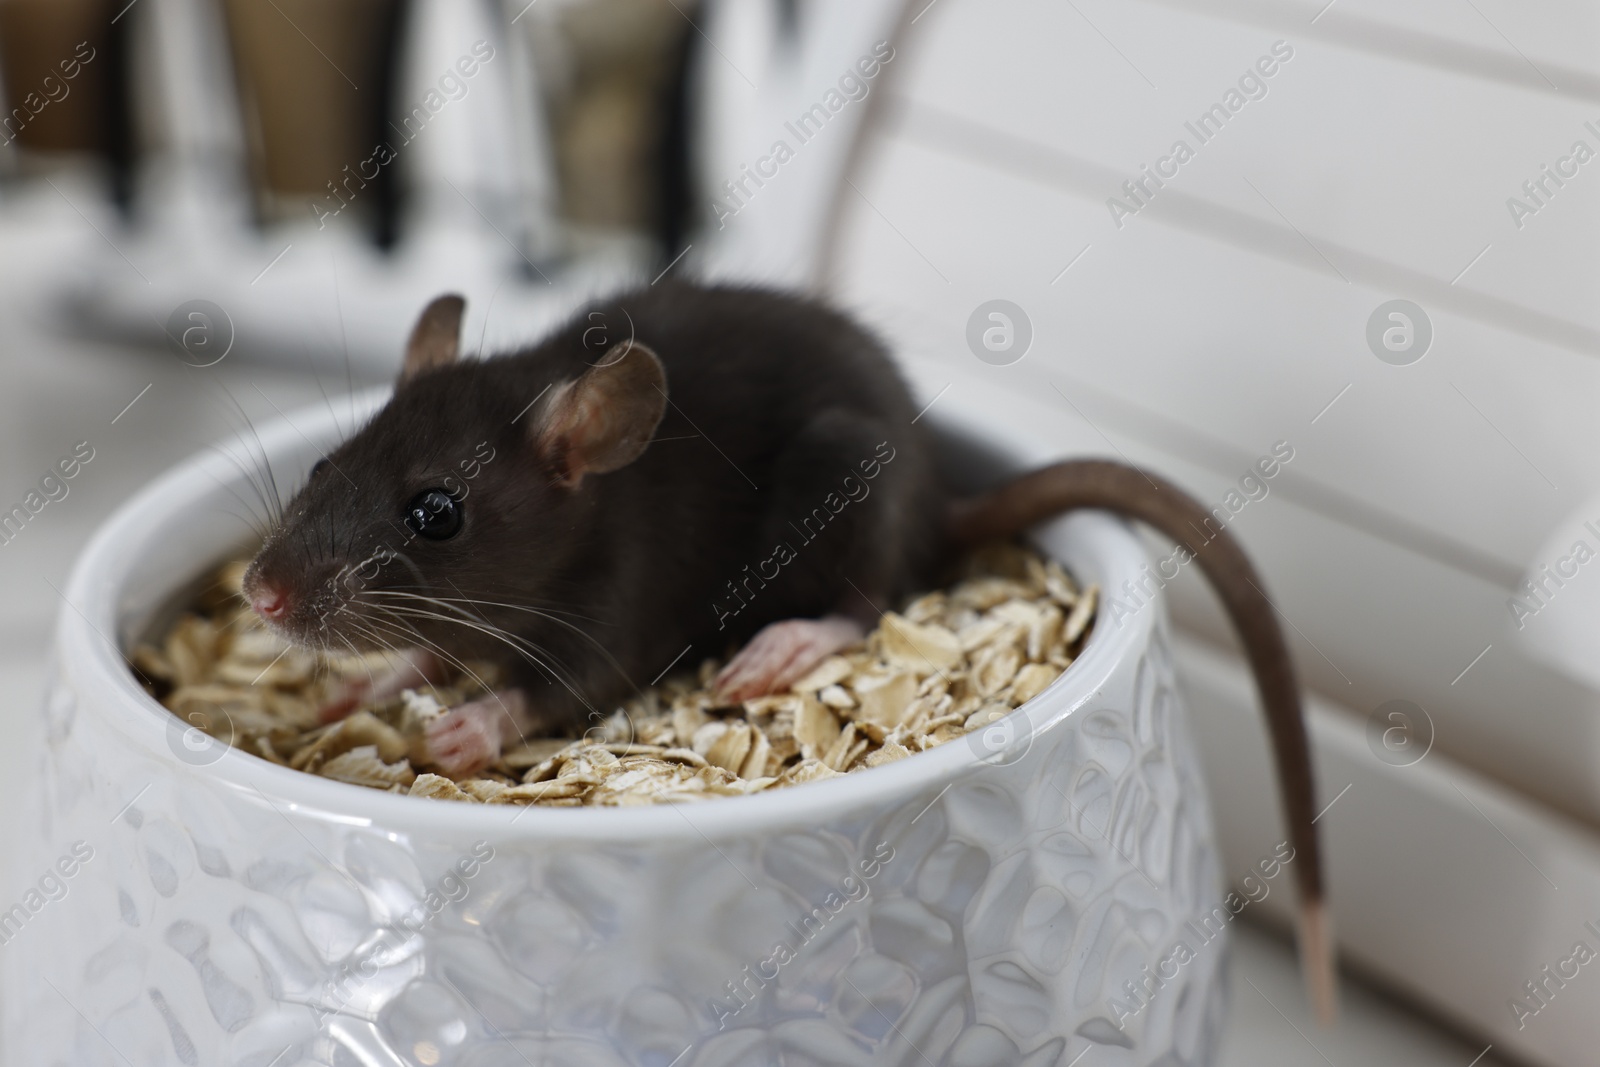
949 458 1337 1025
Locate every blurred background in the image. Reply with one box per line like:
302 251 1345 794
1 0 1597 1063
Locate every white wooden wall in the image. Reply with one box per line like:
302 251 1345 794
701 2 1600 1064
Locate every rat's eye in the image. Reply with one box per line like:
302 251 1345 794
310 458 330 479
405 488 463 540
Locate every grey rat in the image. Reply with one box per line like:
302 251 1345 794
242 281 1335 1021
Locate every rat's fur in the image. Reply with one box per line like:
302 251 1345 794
245 282 943 726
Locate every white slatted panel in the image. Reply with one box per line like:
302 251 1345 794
829 0 1600 827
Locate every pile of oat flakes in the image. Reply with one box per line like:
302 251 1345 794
131 544 1096 807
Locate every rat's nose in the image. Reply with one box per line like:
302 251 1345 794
251 583 290 621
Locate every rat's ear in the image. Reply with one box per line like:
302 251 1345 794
533 342 667 487
400 294 465 384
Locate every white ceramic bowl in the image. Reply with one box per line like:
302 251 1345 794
4 391 1227 1067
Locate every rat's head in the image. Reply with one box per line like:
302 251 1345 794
241 293 666 656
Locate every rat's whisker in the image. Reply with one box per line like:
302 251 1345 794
368 590 606 646
364 589 636 696
204 446 278 537
206 500 273 545
362 601 564 679
211 382 287 526
377 588 604 625
356 616 528 747
363 589 481 623
354 609 512 719
383 584 602 624
328 612 392 693
361 600 595 713
342 620 410 665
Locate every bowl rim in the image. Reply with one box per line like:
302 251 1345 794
57 388 1158 843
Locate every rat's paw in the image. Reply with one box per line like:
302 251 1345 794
714 615 865 702
421 699 505 777
318 649 440 724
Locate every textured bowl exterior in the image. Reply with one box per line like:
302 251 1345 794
3 395 1228 1067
